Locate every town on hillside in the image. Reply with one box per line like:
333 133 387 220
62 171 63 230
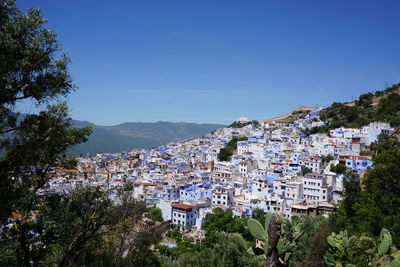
46 108 394 240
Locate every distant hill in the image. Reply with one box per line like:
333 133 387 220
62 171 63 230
69 120 225 155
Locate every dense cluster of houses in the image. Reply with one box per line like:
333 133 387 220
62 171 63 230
47 109 394 233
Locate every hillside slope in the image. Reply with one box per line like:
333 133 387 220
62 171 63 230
262 106 318 123
320 83 400 129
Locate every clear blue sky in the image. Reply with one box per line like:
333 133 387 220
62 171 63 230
18 0 400 125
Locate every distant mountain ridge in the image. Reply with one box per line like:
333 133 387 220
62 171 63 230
69 120 225 155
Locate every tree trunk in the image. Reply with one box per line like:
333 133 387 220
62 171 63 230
266 214 281 267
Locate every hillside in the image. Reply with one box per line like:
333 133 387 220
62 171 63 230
262 106 318 123
320 83 400 129
69 120 225 155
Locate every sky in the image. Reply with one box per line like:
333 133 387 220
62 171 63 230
18 0 400 125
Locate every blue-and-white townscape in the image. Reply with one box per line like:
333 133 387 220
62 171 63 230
43 107 394 238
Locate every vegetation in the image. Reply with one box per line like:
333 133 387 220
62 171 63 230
330 163 347 174
0 2 167 265
201 208 252 245
218 137 248 161
335 135 400 246
301 167 312 176
302 125 330 136
60 157 79 169
228 120 260 128
320 83 400 129
157 209 262 267
324 229 400 267
159 231 263 267
236 213 335 267
148 207 164 222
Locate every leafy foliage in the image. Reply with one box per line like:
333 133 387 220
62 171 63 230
148 206 164 222
301 167 312 176
0 185 167 266
330 163 347 174
159 232 263 267
0 2 166 266
228 120 260 129
335 136 400 246
320 83 400 128
201 208 252 246
324 229 400 267
218 137 248 161
302 125 330 136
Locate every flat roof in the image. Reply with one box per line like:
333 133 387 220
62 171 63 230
172 203 193 210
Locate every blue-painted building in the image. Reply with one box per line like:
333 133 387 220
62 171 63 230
179 185 212 201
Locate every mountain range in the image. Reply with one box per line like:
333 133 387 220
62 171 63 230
69 120 225 155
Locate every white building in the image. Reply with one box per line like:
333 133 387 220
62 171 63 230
171 203 197 231
302 173 331 201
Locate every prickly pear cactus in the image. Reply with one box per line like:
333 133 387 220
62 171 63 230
243 213 307 266
325 228 400 267
232 233 248 250
265 212 273 235
390 259 400 267
248 218 267 241
378 228 392 256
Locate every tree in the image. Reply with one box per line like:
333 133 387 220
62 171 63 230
218 147 234 161
301 167 312 176
148 206 164 222
60 157 79 170
201 208 251 246
335 136 400 246
355 144 400 245
319 83 400 129
330 163 347 174
334 173 361 233
218 137 248 161
228 120 260 129
0 2 92 265
160 232 262 267
0 0 91 216
301 126 330 136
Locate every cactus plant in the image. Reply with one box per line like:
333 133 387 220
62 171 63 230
378 228 392 256
243 213 305 267
325 228 400 267
232 233 248 250
390 259 400 267
248 218 268 242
